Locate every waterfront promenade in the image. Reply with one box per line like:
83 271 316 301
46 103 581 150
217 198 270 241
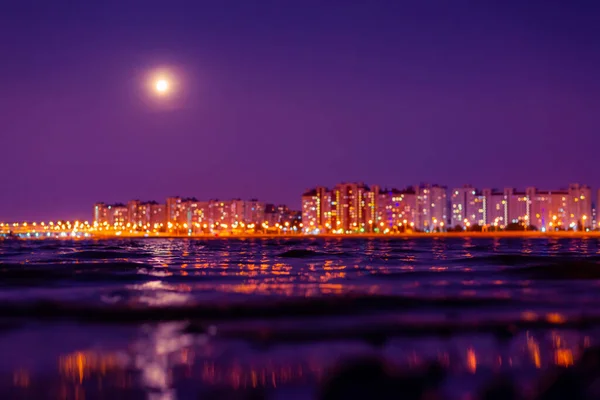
3 224 600 239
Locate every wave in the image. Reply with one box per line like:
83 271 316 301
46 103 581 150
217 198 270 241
278 249 328 258
0 262 158 286
505 260 600 280
0 294 519 323
206 315 600 346
58 250 150 260
457 254 600 266
277 249 351 258
366 270 492 279
458 254 551 265
262 239 313 247
389 248 427 254
0 252 27 259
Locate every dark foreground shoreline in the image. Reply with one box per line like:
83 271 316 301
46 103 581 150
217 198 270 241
3 236 600 398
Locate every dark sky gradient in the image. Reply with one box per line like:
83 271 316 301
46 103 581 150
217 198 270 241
2 1 600 221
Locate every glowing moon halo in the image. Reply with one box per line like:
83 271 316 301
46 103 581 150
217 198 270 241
155 79 169 93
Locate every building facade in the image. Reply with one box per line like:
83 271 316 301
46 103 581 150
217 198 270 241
150 203 166 229
376 187 417 232
416 184 447 232
451 185 485 229
331 182 369 233
301 187 331 233
568 184 592 230
93 203 110 226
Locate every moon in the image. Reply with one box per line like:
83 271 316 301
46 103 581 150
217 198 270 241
155 79 169 93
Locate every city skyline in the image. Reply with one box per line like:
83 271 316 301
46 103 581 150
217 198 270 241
3 179 600 223
2 181 599 233
302 182 595 234
2 1 600 222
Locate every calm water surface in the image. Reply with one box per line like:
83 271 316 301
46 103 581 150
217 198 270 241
1 237 600 399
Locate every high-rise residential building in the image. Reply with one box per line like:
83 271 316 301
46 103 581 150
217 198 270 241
89 181 599 236
208 199 232 230
301 191 316 233
286 210 302 231
109 204 128 227
451 185 485 228
481 189 505 228
137 201 155 228
180 199 267 232
191 201 209 230
527 189 568 231
230 199 246 227
136 202 150 227
499 186 589 231
127 200 141 226
416 184 447 231
93 202 110 225
301 183 424 233
503 188 529 226
481 187 579 231
301 187 331 233
165 196 203 233
331 182 368 233
166 196 186 225
321 190 333 230
472 194 486 227
266 204 298 229
178 198 204 233
365 185 380 232
302 183 370 233
456 186 585 231
93 197 286 234
150 203 166 229
225 199 265 228
568 184 592 230
376 187 417 231
125 200 162 229
451 187 467 228
265 204 279 227
93 203 128 228
244 199 265 225
281 206 300 225
398 187 418 229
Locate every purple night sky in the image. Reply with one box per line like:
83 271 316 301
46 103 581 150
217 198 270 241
1 1 599 221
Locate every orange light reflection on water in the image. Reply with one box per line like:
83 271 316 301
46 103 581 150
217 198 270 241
552 332 574 367
228 282 348 296
13 368 30 388
527 332 542 368
555 349 574 367
466 348 477 373
59 351 122 384
5 329 594 396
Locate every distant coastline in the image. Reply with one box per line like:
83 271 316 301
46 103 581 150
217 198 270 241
92 231 600 239
5 231 600 240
